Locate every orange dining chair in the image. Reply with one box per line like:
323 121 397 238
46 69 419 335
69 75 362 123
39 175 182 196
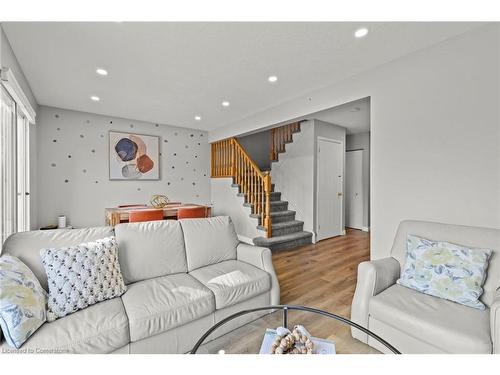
177 206 208 220
128 209 164 223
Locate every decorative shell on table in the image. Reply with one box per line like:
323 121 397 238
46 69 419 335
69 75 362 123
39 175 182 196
270 325 314 354
150 194 170 208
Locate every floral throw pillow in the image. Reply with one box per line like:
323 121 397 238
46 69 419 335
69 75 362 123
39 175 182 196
0 255 47 348
40 236 127 322
397 234 492 310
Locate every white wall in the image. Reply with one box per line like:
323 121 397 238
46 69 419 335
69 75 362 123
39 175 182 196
1 25 39 229
237 130 272 170
271 120 315 236
0 26 37 111
210 178 261 243
208 24 500 259
346 132 370 230
36 106 211 228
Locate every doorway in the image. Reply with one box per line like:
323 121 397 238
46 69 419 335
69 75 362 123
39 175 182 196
316 137 343 241
345 150 364 230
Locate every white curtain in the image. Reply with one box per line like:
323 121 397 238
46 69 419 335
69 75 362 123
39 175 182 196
0 85 17 245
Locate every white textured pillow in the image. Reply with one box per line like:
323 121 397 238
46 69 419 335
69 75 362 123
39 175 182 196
40 236 126 321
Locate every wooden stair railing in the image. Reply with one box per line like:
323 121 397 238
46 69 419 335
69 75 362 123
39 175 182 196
270 122 301 161
211 138 273 237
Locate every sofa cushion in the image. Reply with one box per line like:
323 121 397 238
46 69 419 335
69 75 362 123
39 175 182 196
121 273 215 342
369 285 492 353
189 260 271 309
0 298 129 353
115 220 187 284
180 216 239 271
1 227 114 291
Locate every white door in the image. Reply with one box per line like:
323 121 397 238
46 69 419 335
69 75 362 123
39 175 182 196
316 138 343 241
346 150 364 230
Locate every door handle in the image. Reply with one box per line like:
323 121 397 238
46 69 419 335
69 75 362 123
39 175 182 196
337 192 343 197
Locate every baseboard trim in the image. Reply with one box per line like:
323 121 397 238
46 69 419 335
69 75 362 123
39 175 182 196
362 226 370 232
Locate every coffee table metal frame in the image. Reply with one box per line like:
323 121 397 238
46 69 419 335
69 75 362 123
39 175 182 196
190 304 401 354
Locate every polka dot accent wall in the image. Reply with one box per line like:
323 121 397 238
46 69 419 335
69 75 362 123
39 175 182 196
37 106 210 228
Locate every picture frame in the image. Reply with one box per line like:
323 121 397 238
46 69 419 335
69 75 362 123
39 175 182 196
109 130 160 180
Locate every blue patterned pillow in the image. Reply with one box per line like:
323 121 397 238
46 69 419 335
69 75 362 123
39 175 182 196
0 255 47 348
397 235 492 310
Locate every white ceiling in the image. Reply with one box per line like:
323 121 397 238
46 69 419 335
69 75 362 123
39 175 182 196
312 97 370 135
2 22 483 131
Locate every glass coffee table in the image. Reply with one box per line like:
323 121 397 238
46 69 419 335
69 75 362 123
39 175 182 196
190 305 400 354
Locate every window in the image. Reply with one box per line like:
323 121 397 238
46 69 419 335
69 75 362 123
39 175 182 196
0 69 36 244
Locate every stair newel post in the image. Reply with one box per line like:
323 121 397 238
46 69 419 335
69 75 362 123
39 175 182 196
264 172 272 238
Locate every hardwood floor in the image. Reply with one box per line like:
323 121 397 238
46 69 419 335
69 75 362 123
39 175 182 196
273 228 370 316
198 229 378 353
271 228 378 353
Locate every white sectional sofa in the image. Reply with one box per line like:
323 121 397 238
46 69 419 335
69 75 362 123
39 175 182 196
0 216 280 353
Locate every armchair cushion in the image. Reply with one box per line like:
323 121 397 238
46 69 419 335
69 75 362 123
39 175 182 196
370 285 491 353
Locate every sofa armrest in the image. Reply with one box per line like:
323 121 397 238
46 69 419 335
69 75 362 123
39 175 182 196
236 242 280 305
351 257 400 343
491 288 500 354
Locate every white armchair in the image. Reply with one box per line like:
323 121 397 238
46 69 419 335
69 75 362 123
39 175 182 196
351 220 500 354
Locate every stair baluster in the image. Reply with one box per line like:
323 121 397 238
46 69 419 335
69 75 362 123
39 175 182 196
270 121 301 162
211 137 273 238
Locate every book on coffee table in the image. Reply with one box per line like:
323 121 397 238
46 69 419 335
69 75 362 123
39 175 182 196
259 329 336 354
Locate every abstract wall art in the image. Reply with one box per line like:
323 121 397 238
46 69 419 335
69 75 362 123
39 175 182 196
109 131 160 180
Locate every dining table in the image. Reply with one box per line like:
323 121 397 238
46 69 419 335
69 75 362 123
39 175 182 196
104 203 212 226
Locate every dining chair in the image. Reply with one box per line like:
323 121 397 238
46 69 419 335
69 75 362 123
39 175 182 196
177 206 207 219
129 209 164 223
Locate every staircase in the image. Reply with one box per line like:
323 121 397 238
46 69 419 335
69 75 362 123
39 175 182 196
211 122 312 251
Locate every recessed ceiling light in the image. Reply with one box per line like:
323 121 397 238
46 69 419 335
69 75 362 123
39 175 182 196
222 101 230 107
96 68 108 76
354 28 369 38
90 96 100 102
268 75 278 83
194 116 202 121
